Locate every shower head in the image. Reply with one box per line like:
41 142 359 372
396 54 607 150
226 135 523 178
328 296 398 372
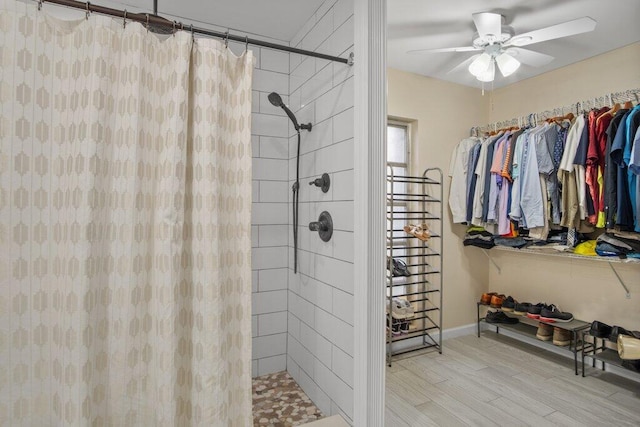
267 92 312 132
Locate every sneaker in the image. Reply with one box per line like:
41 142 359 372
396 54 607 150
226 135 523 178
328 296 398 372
539 304 573 323
485 310 519 325
513 302 532 316
387 257 411 277
400 321 410 334
553 327 571 346
526 303 547 319
501 296 517 312
490 294 506 309
387 317 401 335
536 323 553 341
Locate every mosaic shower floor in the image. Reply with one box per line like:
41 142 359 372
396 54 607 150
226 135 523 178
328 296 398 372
253 371 324 426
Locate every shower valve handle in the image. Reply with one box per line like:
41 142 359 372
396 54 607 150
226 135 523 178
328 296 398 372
308 173 330 193
309 211 333 242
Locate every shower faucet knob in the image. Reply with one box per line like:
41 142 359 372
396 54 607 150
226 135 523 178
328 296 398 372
309 211 333 242
309 173 330 193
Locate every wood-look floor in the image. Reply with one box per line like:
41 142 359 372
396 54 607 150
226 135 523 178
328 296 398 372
385 332 640 426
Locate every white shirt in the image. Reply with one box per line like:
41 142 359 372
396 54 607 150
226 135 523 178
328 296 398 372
448 137 480 223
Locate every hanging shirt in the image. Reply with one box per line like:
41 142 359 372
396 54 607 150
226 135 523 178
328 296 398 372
488 132 510 223
623 106 640 229
466 142 482 223
519 126 545 229
559 115 586 229
585 107 609 225
448 137 481 223
604 109 630 229
630 126 640 232
472 136 494 225
573 115 591 220
509 131 528 224
610 109 634 229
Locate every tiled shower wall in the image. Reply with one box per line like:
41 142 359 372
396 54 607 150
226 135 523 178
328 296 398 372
247 44 291 377
286 0 355 422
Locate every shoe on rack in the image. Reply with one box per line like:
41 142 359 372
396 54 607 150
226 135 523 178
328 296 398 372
526 303 546 319
403 223 430 241
513 302 532 316
490 294 506 309
609 326 640 343
388 257 411 277
536 323 554 341
387 317 402 336
553 327 571 346
539 304 573 323
481 292 497 305
485 310 519 325
388 297 415 319
618 335 640 360
501 296 517 312
589 320 612 338
400 321 410 334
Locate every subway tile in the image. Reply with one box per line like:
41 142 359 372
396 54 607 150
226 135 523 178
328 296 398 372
300 322 333 368
251 225 259 248
252 113 290 138
252 246 288 270
252 270 259 293
299 276 333 313
300 63 334 107
258 311 288 336
298 177 333 203
315 77 354 123
295 365 332 416
252 289 287 315
257 354 286 376
323 15 353 57
313 359 354 419
332 345 354 387
315 139 353 175
287 356 300 380
251 203 288 225
252 68 288 94
251 134 260 158
290 88 302 112
333 57 354 87
259 181 288 203
252 315 258 338
315 307 354 355
260 48 289 74
252 359 258 378
259 136 290 160
315 0 338 22
333 0 354 30
288 268 301 294
331 230 354 263
258 225 289 247
290 53 303 75
288 315 301 342
297 150 317 181
302 9 333 52
252 333 286 359
291 16 316 51
301 119 332 156
332 288 353 326
332 107 353 143
291 57 316 94
288 335 315 378
253 158 289 181
259 268 288 292
289 290 315 328
325 200 354 232
331 169 353 201
313 253 353 294
252 181 260 203
252 90 260 113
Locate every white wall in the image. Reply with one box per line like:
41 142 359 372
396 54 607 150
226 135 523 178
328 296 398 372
286 0 356 422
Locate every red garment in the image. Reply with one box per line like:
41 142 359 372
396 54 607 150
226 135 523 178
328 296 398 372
585 107 609 225
594 113 613 217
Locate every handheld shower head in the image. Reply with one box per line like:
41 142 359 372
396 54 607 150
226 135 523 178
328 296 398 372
267 92 312 132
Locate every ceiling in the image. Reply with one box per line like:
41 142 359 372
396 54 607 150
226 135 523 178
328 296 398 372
388 0 640 89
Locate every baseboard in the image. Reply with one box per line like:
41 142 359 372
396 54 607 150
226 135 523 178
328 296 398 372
481 323 640 384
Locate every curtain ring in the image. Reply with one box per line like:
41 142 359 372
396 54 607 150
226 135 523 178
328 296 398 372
190 24 194 42
245 35 249 51
85 1 90 19
172 20 176 36
123 9 127 28
224 30 229 48
145 14 150 32
37 0 43 11
181 22 184 31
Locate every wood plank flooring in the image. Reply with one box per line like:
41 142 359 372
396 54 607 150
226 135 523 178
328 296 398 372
386 332 640 426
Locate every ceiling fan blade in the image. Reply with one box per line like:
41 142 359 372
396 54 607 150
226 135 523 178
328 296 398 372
472 12 502 38
506 47 554 67
407 46 480 55
505 17 597 47
446 55 480 74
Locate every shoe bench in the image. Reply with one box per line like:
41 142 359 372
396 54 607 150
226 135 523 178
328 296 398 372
580 332 639 377
477 302 591 375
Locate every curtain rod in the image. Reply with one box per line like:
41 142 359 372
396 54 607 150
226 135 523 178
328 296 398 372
36 0 354 65
476 88 640 135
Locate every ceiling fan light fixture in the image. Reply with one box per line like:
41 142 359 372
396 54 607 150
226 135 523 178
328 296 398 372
468 53 492 77
476 60 495 82
509 35 533 46
495 52 521 77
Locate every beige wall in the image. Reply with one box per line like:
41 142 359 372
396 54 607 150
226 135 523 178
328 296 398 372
487 42 640 327
388 42 640 330
387 68 490 329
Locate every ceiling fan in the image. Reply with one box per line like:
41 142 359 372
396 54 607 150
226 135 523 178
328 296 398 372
408 12 597 82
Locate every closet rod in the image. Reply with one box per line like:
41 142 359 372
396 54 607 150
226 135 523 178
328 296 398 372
479 87 640 134
36 0 353 65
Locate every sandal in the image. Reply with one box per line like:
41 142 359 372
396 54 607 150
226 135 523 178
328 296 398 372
403 223 431 241
387 257 411 277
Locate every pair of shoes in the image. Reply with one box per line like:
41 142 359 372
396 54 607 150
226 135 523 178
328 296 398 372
403 223 430 241
536 323 553 341
618 335 640 360
536 323 569 345
501 296 517 312
610 326 640 342
490 294 506 308
387 257 411 277
526 303 547 319
387 317 411 335
485 310 519 325
589 320 612 338
513 302 532 316
481 292 496 305
539 304 573 323
388 297 414 319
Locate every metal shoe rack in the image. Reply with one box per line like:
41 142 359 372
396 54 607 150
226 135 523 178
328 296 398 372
386 167 443 365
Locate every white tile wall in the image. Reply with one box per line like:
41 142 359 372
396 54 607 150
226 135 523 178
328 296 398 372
287 0 355 422
251 46 292 377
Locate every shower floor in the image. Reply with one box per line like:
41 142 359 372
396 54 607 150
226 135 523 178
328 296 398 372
252 371 324 426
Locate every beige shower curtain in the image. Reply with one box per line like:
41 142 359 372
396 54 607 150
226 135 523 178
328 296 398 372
0 1 253 425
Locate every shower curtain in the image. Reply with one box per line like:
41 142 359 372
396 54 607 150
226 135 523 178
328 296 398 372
0 1 252 425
